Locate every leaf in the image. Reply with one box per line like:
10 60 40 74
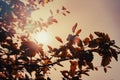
50 9 53 15
69 61 78 76
94 32 105 38
94 67 98 71
107 66 112 68
101 55 111 67
110 48 118 61
62 6 66 10
62 13 66 16
88 40 98 48
105 34 110 42
87 62 94 70
66 11 70 13
83 37 89 45
72 23 78 33
75 29 81 36
55 36 63 43
47 45 53 51
45 0 49 3
104 67 107 73
43 67 49 74
83 72 89 76
89 33 94 40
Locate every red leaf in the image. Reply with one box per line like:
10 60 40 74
55 36 63 43
75 29 81 36
72 23 78 33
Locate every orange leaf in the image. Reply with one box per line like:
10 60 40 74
55 36 63 43
83 37 89 45
75 29 81 36
69 61 78 76
47 45 53 51
89 33 94 40
45 0 49 3
72 23 78 33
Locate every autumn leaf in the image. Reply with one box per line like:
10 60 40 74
47 45 53 51
110 48 118 61
83 37 89 45
101 55 111 67
72 23 78 33
89 33 94 40
62 13 66 16
43 67 49 74
94 67 98 71
45 0 49 3
104 67 107 73
75 29 81 36
69 61 78 76
55 36 63 43
66 11 70 13
62 6 66 10
105 34 110 42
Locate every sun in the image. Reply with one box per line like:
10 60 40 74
32 30 50 44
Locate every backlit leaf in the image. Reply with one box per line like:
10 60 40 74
69 61 78 76
55 36 63 43
83 37 89 45
75 29 81 36
89 33 94 40
104 67 107 73
110 48 118 61
62 13 66 16
72 23 78 33
66 11 70 13
47 45 53 51
101 56 111 66
62 6 66 10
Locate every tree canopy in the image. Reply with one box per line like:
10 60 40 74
0 0 120 80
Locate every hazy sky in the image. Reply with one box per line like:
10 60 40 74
32 0 120 80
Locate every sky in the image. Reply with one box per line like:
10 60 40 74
31 0 120 80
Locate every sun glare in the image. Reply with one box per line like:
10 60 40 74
33 31 50 44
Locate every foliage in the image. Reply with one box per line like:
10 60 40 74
0 0 120 80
